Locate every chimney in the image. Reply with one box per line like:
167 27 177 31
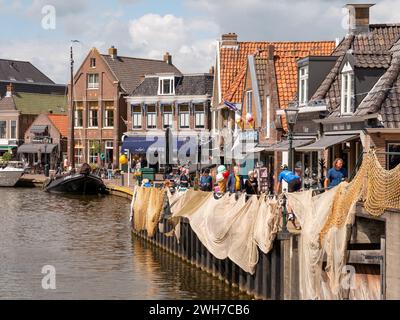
108 45 118 59
345 4 375 34
268 45 275 60
209 66 215 75
6 83 14 97
221 33 238 47
163 52 172 65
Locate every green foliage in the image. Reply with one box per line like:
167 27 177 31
2 151 12 162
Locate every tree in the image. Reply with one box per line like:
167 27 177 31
2 151 12 162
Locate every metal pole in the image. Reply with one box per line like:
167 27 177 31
288 123 294 172
69 44 75 169
127 149 131 187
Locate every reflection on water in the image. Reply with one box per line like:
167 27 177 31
0 188 251 300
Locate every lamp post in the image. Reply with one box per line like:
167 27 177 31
284 104 300 172
280 104 299 235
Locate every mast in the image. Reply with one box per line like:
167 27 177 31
69 43 75 168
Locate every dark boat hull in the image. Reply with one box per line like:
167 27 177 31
44 173 108 195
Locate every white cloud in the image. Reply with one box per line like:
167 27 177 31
128 13 219 73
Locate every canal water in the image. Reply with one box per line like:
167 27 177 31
0 188 251 300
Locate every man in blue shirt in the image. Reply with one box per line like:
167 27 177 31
324 158 348 189
276 164 301 193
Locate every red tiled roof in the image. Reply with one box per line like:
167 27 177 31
221 41 336 108
48 114 68 137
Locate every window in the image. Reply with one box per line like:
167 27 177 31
88 141 100 164
88 106 98 127
90 58 96 68
158 77 174 95
146 105 157 129
104 108 114 128
74 141 83 165
0 121 6 139
194 104 205 128
246 90 253 114
179 105 190 129
162 105 173 129
10 120 16 139
266 95 271 139
87 74 99 89
387 143 400 169
132 105 142 129
299 66 309 106
341 62 355 115
74 109 83 127
105 141 114 164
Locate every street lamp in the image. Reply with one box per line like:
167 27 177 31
280 104 299 235
284 104 299 171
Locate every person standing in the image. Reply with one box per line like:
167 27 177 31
200 168 213 192
227 166 244 194
244 170 259 197
324 158 348 189
179 168 190 189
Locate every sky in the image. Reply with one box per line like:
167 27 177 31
0 0 400 84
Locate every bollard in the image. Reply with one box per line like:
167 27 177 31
121 171 125 186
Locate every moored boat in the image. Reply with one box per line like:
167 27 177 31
43 163 108 195
0 166 24 187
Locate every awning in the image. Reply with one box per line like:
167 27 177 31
121 135 199 154
30 125 48 134
263 139 314 152
295 134 359 151
0 146 16 151
17 143 57 154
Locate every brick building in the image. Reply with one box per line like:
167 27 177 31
0 59 66 158
69 47 180 167
123 72 213 170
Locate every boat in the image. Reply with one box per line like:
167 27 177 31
43 163 108 195
0 165 24 187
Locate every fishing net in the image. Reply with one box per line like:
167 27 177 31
131 187 166 236
170 192 280 274
288 150 400 300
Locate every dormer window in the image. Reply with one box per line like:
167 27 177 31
341 62 354 115
299 66 309 106
158 77 174 95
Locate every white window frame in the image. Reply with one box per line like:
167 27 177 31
146 105 157 129
179 105 190 129
246 90 253 114
87 74 99 89
88 108 98 128
132 105 142 129
104 108 114 128
194 104 205 129
162 106 173 129
266 95 271 139
341 62 355 115
158 77 175 95
299 66 309 106
74 109 83 128
88 140 100 163
74 143 83 165
90 58 96 68
0 121 6 139
10 120 17 140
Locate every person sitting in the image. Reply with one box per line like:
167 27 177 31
227 166 244 194
200 168 213 192
244 170 259 198
324 158 348 189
